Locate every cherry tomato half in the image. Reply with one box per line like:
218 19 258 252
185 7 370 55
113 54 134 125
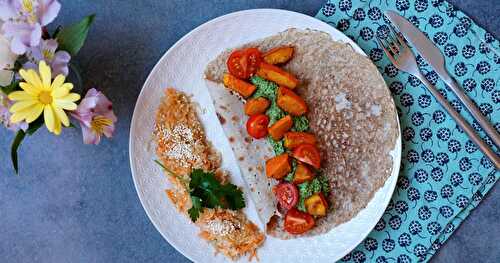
273 183 299 210
292 143 321 169
284 208 315 234
246 114 269 139
227 48 262 79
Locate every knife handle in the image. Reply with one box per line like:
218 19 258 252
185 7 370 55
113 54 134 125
444 78 500 148
415 73 500 170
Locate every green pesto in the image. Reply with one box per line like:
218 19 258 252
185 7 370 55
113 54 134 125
296 175 330 212
250 76 277 100
292 116 309 132
266 136 285 155
250 76 284 125
284 159 297 182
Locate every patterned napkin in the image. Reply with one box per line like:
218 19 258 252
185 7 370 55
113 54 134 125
315 0 499 262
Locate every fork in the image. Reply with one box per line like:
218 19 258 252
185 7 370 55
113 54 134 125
376 27 500 170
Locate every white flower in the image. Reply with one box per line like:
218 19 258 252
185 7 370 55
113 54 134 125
0 22 18 86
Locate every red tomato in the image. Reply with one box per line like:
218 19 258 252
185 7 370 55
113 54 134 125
292 143 321 169
284 208 315 234
273 183 299 210
227 48 262 79
246 114 269 139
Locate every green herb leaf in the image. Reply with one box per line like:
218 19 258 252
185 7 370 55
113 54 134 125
56 14 95 56
11 130 26 174
220 183 245 210
188 196 202 222
188 169 245 222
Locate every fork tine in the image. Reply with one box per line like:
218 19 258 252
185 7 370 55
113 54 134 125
376 36 398 66
382 35 399 55
389 24 408 49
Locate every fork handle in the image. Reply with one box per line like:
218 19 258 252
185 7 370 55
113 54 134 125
415 73 500 170
445 78 500 148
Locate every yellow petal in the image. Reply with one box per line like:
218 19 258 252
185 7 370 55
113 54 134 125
54 99 78 111
53 106 69 127
39 61 52 90
61 92 80 102
9 103 42 123
43 105 55 132
19 82 41 96
8 91 35 101
52 105 62 135
51 85 69 98
9 100 38 112
20 68 43 88
51 74 66 90
10 108 31 123
24 104 44 123
54 121 62 135
61 83 73 91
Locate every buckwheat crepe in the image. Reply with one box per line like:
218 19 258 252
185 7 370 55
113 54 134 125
204 28 399 239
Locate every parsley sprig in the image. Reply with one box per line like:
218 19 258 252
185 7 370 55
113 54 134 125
154 162 245 222
187 169 245 222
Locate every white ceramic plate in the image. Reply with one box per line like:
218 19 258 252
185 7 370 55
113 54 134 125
130 9 401 263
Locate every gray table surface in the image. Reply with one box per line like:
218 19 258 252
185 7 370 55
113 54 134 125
0 0 498 262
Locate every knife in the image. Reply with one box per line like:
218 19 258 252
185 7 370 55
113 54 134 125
385 10 500 151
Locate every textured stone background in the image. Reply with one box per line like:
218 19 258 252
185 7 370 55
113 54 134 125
0 0 498 262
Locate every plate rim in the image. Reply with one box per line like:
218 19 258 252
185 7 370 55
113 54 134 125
129 8 401 262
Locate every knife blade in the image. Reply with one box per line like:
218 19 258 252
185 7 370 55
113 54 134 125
385 10 500 149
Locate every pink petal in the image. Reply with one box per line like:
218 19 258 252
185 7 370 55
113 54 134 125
29 24 42 47
81 124 100 145
102 122 115 138
38 0 61 26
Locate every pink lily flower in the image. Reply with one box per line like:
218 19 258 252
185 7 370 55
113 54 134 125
71 88 117 145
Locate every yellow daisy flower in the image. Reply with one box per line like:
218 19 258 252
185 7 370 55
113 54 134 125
8 61 80 135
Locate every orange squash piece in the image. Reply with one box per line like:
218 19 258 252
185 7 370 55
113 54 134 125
268 115 293 140
263 46 294 65
223 73 256 98
292 163 315 184
244 97 270 116
277 87 308 116
304 193 328 217
265 153 291 179
256 62 299 89
284 132 316 149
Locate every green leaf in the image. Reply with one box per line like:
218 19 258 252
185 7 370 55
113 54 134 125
188 169 246 217
56 14 95 56
188 196 202 222
220 184 245 210
0 80 20 94
26 117 44 135
11 130 26 174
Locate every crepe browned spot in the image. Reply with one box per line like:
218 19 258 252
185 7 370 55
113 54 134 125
205 29 399 239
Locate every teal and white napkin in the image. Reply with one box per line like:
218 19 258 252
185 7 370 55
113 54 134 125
315 0 499 262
